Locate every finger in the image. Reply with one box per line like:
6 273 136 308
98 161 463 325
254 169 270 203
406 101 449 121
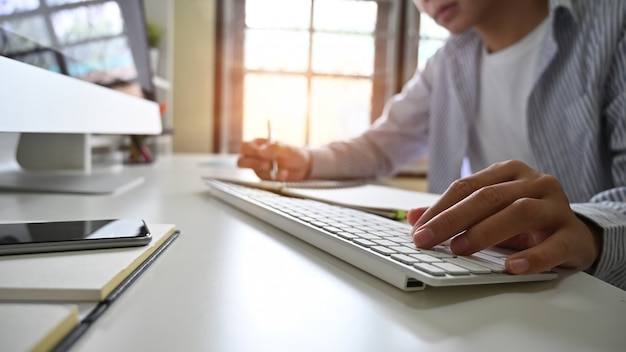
252 169 268 180
449 197 556 255
253 164 297 182
413 178 546 248
237 155 271 172
244 150 299 181
275 168 291 182
415 160 535 228
508 216 600 274
272 145 311 181
407 207 428 226
240 138 270 157
269 143 302 167
505 232 573 274
238 139 276 173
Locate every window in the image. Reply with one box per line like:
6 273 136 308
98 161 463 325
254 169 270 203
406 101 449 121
417 12 449 71
216 0 447 153
1 0 135 86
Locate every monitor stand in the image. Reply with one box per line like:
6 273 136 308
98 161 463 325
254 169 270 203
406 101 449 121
0 133 144 195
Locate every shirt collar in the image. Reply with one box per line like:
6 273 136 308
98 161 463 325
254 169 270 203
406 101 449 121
549 0 579 23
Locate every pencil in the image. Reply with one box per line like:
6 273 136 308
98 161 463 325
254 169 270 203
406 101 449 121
267 119 278 180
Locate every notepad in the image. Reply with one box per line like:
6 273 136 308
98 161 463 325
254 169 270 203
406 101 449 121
0 303 78 352
202 168 440 219
0 223 178 301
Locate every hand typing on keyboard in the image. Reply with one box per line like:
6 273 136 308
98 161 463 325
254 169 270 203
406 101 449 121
409 160 601 277
208 179 559 289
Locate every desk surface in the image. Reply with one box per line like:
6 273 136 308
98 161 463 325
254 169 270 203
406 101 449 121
1 154 625 352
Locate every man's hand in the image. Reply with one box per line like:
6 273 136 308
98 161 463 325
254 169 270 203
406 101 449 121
407 160 601 274
237 139 311 181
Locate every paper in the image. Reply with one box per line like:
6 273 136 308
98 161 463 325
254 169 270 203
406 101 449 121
284 184 440 213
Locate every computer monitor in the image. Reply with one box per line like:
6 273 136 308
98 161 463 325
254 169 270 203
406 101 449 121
0 0 162 194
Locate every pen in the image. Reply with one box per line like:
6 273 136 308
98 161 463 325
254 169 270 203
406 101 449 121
267 119 278 180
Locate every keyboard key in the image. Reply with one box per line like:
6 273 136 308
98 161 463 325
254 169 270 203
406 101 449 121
431 245 455 256
433 262 470 275
322 226 343 233
389 246 419 255
372 239 397 247
371 246 397 256
382 235 407 243
472 252 507 267
445 257 493 274
336 232 359 240
353 238 376 247
422 250 455 258
479 247 514 259
411 254 443 263
390 254 419 264
414 263 446 276
463 255 505 273
359 233 382 240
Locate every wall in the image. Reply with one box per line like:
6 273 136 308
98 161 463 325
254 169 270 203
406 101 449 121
143 0 174 154
144 0 216 153
172 0 216 152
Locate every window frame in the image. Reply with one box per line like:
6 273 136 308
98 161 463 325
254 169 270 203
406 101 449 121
214 0 421 153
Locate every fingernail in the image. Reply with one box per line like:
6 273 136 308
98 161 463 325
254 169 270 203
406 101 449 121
452 236 469 254
413 227 434 247
508 258 530 274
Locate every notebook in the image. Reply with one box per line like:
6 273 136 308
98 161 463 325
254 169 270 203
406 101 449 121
0 303 78 352
0 223 179 301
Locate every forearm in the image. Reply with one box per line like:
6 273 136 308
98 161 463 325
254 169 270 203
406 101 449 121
307 136 393 180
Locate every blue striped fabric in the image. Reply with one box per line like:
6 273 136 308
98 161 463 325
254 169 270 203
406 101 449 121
308 0 626 290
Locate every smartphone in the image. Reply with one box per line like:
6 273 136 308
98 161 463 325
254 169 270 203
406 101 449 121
0 219 152 255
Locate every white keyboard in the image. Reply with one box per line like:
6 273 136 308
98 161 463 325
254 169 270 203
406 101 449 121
206 179 558 291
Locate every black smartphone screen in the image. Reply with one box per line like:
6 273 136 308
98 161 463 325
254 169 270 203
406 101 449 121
0 219 151 255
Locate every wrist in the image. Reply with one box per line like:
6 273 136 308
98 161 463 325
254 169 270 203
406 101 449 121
578 215 603 272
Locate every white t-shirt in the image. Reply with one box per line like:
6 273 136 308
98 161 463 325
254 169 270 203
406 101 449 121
467 18 549 174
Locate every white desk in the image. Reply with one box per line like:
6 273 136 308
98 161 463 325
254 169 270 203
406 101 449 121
1 154 624 352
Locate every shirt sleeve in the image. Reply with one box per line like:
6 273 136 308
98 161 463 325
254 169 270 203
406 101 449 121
572 26 626 291
572 201 626 290
307 53 437 180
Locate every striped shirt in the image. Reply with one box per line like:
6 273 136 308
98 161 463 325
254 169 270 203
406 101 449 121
308 0 626 290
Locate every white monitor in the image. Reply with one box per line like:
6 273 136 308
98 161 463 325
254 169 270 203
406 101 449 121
0 55 162 194
0 0 162 194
